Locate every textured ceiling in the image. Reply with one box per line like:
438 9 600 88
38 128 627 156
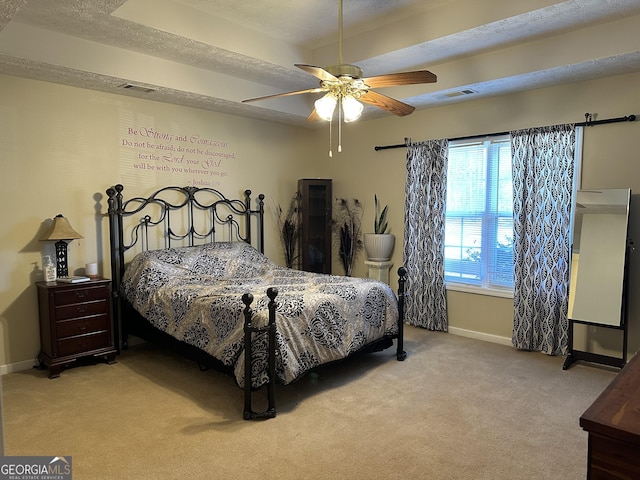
1 0 640 127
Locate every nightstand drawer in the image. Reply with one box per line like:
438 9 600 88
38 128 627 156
55 300 108 321
57 331 111 357
54 285 109 306
56 315 110 339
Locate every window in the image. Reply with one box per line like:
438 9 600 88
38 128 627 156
444 135 513 291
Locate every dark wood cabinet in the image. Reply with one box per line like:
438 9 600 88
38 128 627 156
298 178 332 273
580 353 640 479
36 278 117 378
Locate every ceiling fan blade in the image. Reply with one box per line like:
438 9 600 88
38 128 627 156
306 109 322 122
295 64 339 82
362 70 437 88
360 90 415 117
242 87 326 103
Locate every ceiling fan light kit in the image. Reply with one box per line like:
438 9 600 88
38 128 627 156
241 0 437 155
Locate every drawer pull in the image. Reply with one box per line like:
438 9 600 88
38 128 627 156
75 306 87 314
74 291 87 299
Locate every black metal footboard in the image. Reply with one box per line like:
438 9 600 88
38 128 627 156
242 288 278 420
396 266 407 361
240 268 407 420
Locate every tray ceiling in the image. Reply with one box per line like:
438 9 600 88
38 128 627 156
1 0 639 127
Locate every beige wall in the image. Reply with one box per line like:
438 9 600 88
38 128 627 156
0 74 315 371
1 71 639 371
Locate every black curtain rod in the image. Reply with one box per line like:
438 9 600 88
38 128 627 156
373 113 637 151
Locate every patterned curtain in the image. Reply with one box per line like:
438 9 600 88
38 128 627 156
404 139 449 330
511 124 576 355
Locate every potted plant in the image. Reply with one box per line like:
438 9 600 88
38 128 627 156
275 192 300 268
333 197 363 276
364 195 395 261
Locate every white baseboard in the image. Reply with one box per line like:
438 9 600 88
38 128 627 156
448 326 512 347
1 359 36 376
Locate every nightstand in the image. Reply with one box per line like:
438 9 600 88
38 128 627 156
36 278 117 378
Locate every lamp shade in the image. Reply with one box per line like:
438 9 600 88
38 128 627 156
314 93 337 121
342 95 363 123
39 214 83 241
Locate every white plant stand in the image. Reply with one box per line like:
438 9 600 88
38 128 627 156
365 260 393 285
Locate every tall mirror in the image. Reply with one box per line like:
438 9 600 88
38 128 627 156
564 188 631 369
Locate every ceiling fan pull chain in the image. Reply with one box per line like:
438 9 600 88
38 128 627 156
338 102 343 153
329 117 333 157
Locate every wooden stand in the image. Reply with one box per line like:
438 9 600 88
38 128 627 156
298 179 332 274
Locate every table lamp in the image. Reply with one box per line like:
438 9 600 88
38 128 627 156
39 214 83 277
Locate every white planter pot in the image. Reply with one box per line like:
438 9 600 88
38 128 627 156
364 233 395 261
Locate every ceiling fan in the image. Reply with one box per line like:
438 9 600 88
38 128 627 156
241 0 437 125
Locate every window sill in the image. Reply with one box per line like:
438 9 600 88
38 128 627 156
445 282 513 299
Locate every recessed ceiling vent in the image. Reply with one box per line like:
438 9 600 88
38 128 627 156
118 83 157 93
443 89 477 98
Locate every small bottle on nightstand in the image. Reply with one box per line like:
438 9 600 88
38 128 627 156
44 255 56 282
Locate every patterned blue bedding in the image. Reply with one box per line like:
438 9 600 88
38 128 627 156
121 242 399 388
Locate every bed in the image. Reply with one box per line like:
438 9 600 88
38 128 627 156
106 184 407 420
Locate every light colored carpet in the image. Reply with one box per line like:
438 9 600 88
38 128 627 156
2 326 617 480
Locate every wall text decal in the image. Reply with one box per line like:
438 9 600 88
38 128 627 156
120 126 234 187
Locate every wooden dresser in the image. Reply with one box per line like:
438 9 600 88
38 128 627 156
580 353 640 479
36 278 117 378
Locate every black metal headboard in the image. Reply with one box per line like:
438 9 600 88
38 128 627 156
106 184 265 348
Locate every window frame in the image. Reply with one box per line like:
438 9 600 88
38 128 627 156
444 134 514 298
